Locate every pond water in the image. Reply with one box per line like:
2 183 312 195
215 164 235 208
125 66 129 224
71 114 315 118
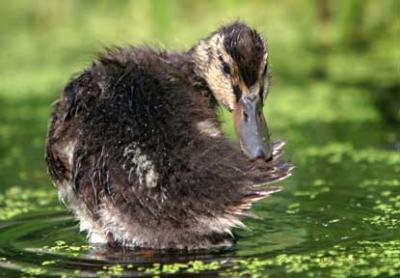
0 83 399 277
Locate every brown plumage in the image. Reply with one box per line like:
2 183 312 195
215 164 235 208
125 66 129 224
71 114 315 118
45 22 292 250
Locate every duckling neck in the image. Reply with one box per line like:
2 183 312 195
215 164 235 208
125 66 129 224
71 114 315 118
191 74 219 109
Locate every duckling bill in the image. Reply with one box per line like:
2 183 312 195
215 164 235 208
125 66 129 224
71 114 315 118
46 22 293 250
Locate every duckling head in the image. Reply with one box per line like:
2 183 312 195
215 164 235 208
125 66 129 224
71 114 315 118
192 22 272 161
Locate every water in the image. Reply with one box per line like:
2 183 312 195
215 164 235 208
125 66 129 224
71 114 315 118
0 87 399 277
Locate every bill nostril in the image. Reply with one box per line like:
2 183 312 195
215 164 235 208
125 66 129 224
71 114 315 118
242 111 249 122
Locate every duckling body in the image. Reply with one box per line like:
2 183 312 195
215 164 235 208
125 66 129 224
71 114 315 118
46 22 292 249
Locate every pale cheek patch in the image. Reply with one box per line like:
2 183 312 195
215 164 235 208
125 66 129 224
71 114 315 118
193 34 236 111
207 35 237 110
207 62 236 110
123 143 159 188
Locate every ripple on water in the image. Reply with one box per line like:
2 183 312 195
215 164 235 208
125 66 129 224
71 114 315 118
0 192 399 278
0 208 304 277
1 138 400 277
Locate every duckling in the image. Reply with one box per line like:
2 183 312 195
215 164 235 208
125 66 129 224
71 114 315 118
45 22 292 250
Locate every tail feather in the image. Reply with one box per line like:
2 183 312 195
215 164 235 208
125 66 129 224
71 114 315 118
225 140 292 218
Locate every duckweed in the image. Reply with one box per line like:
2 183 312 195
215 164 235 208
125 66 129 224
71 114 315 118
292 186 330 199
300 143 400 165
363 195 400 229
40 240 92 257
0 186 58 220
223 240 400 277
286 202 300 214
97 264 125 278
41 260 56 266
360 179 400 188
43 240 399 277
21 267 47 276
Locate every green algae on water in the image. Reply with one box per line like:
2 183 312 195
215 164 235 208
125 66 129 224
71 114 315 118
40 240 92 257
363 194 400 230
360 179 400 188
0 186 58 220
34 240 400 277
21 266 47 277
95 260 220 278
300 143 400 165
224 240 400 278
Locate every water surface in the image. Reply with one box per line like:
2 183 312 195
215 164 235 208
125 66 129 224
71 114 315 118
0 84 399 277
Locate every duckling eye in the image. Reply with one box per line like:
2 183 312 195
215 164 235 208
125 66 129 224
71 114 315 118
222 61 231 75
218 54 231 75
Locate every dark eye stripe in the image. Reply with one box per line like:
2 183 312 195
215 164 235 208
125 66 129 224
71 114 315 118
218 55 231 75
233 85 241 100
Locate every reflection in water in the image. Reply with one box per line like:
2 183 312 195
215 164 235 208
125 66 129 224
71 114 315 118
0 93 399 277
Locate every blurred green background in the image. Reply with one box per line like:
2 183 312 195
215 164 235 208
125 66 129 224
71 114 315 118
0 0 398 114
0 1 399 277
0 0 398 187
